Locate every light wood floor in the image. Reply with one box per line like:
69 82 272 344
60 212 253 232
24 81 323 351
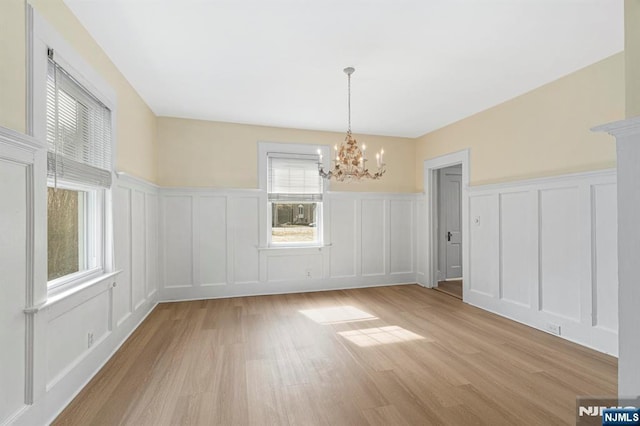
436 280 463 299
53 285 616 425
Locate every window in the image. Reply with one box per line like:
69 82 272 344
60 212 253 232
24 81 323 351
46 51 112 290
271 203 318 243
267 152 324 245
47 186 101 281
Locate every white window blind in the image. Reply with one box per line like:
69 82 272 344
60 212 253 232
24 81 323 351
267 154 323 201
47 55 113 188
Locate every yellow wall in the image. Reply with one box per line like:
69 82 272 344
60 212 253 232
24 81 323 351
0 0 26 133
0 0 158 182
157 117 416 192
626 0 640 117
415 53 625 190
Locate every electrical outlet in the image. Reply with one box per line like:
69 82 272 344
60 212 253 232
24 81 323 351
545 323 561 336
87 332 94 348
305 268 312 278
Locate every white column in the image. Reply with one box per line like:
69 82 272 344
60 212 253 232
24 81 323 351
594 116 640 398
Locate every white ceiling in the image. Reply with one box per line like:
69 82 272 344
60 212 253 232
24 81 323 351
63 0 623 138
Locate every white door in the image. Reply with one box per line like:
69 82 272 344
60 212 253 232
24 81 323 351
443 170 462 278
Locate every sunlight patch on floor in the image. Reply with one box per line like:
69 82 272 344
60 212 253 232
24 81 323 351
338 326 425 347
299 306 378 325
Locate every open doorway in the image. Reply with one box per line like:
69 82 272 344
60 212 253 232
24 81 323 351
423 150 469 301
436 165 463 299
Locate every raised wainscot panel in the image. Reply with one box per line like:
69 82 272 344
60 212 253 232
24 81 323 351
113 185 132 324
469 194 499 296
499 191 532 306
361 199 385 276
330 199 356 278
0 160 27 424
230 197 260 284
131 190 146 309
198 196 227 285
146 193 159 297
162 195 194 287
539 187 581 321
45 291 110 388
592 183 618 331
416 198 427 277
390 199 414 274
267 253 323 282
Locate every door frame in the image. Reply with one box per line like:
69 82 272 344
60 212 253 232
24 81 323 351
423 150 470 300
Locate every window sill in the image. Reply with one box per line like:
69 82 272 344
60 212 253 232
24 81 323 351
25 270 122 314
257 244 332 252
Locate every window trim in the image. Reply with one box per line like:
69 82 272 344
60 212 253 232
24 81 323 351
29 6 116 295
258 142 331 248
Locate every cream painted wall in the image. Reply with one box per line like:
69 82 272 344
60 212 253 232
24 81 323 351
415 53 625 190
157 117 416 192
626 0 640 117
0 0 26 133
0 0 158 182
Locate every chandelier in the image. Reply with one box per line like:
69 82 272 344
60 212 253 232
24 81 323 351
319 67 385 181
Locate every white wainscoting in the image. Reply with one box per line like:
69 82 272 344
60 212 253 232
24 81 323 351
0 128 45 426
0 144 161 426
159 189 417 300
20 173 160 425
466 170 618 355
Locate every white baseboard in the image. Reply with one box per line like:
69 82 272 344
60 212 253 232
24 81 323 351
160 275 417 302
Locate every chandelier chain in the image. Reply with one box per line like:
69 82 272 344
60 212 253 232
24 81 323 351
347 71 351 133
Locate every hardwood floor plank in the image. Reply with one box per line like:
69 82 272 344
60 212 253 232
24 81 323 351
280 384 327 426
245 358 289 426
53 285 617 425
362 404 409 426
367 370 447 425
